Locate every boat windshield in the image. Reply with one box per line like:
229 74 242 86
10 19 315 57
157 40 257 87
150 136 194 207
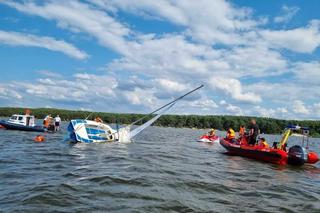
18 116 23 121
10 116 17 120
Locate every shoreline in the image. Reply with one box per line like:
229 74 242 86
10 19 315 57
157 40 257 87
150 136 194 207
1 107 320 137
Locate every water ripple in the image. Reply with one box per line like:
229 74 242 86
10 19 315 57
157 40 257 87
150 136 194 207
0 124 319 212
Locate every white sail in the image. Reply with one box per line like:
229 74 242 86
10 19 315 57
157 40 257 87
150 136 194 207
116 103 174 143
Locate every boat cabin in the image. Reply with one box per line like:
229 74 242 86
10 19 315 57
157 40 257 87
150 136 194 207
8 114 36 127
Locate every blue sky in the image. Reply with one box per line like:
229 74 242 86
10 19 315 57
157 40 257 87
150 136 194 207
0 0 320 119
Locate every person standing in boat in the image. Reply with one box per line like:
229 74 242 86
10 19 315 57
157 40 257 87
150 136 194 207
248 119 259 145
54 115 61 131
238 125 245 138
43 114 52 128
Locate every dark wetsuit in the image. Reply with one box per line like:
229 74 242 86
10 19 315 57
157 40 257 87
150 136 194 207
248 123 259 145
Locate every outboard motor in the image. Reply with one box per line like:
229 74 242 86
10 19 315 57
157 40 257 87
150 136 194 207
288 145 308 166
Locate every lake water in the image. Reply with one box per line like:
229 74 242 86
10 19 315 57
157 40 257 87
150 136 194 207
0 122 319 212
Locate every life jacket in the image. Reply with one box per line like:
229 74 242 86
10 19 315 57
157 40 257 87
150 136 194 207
261 141 269 148
227 128 235 140
43 118 51 128
239 126 245 136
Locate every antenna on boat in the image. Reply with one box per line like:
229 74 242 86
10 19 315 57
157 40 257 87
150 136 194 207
130 84 204 126
85 111 94 120
116 119 120 141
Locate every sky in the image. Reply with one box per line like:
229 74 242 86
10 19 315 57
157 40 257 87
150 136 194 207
0 0 320 119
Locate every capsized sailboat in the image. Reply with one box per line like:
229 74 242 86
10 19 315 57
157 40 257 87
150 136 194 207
67 85 203 143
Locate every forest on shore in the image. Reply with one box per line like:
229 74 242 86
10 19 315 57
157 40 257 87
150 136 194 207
1 107 320 137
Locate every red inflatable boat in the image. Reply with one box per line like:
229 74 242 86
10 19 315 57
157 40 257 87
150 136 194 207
220 126 319 166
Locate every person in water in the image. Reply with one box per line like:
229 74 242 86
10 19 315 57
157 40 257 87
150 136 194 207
248 119 259 145
54 115 61 131
239 125 245 138
258 137 269 148
226 128 236 143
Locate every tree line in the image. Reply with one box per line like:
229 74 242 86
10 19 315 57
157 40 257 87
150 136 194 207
1 107 320 137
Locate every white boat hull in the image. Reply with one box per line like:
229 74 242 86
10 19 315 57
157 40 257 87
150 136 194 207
68 119 118 143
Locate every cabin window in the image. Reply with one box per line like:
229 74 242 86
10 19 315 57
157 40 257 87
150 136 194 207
18 116 23 121
11 116 17 120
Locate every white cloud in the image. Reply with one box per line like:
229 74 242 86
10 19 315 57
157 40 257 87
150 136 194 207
0 84 22 99
274 5 299 23
109 34 289 89
313 103 320 117
209 77 261 104
0 30 88 59
108 34 215 78
93 0 262 45
79 107 93 111
11 73 118 105
247 81 320 105
0 71 207 114
219 100 227 105
253 106 276 118
224 44 288 77
277 107 288 114
37 70 63 78
91 0 188 24
2 0 133 55
247 106 290 119
189 99 218 111
293 61 320 84
292 100 309 115
123 88 156 106
225 103 243 115
155 78 187 92
1 0 320 119
260 20 320 53
37 78 57 86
